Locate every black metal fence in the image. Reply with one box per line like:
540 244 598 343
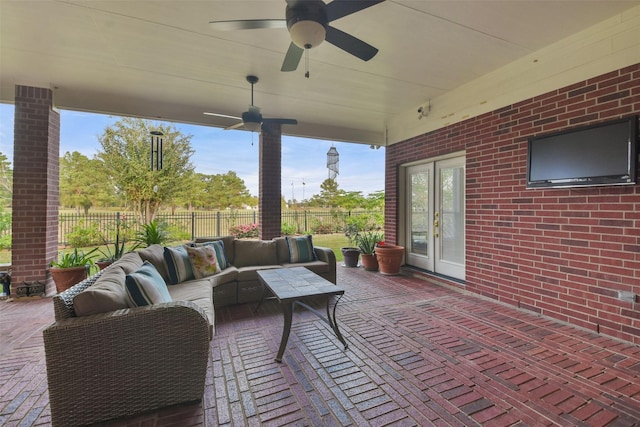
57 209 382 246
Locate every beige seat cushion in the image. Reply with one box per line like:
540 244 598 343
72 267 129 317
236 265 281 282
168 280 215 334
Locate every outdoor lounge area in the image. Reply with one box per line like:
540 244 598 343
1 3 640 426
2 266 640 426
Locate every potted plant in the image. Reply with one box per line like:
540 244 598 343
355 231 383 271
341 221 362 268
340 246 361 268
375 241 405 275
134 220 169 248
96 228 128 270
50 248 99 293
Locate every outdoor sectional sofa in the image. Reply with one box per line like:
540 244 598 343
43 235 336 426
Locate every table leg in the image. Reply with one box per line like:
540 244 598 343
326 294 348 350
254 280 268 314
275 302 293 363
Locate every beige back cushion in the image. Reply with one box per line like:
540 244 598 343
72 267 129 317
273 237 289 264
233 239 277 267
137 244 169 282
116 252 144 274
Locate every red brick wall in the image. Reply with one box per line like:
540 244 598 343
259 123 282 239
387 64 640 344
12 85 60 295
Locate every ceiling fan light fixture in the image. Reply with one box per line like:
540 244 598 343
244 121 262 132
290 20 326 49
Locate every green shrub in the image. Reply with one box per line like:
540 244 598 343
310 219 335 235
281 222 297 236
0 235 11 250
67 221 102 247
165 224 191 241
0 209 11 250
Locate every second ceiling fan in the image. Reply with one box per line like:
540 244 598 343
204 75 297 132
209 0 385 73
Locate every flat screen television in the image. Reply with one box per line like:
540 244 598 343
526 116 638 189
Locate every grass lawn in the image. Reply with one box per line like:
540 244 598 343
310 234 351 262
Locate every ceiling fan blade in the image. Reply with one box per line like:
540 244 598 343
225 122 246 130
203 112 242 120
325 26 378 61
263 118 298 125
325 0 385 22
281 42 304 72
209 19 286 31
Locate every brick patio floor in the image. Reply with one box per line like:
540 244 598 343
1 267 640 426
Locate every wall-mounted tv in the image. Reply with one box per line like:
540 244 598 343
526 116 638 189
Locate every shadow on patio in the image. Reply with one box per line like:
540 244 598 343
1 267 640 426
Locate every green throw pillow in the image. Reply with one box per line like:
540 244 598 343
286 235 317 263
163 245 195 284
125 261 171 306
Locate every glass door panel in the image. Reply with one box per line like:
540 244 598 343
405 163 433 270
404 156 465 280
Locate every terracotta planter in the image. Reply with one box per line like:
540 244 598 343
341 247 361 268
50 266 89 293
96 261 114 270
360 253 379 271
375 245 404 275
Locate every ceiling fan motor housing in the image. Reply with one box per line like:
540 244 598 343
242 108 262 125
286 0 328 49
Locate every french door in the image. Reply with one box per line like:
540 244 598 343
404 156 465 280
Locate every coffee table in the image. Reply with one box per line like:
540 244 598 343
256 267 348 362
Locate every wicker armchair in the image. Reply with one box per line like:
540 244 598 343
44 272 211 426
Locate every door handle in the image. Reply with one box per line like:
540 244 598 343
434 218 439 238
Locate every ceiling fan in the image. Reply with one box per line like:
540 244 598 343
209 0 385 73
204 75 297 132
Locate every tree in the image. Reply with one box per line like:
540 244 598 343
196 171 253 210
0 152 12 208
339 191 365 210
60 151 107 213
363 190 385 210
97 118 195 222
309 178 343 208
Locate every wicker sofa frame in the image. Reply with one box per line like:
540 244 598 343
44 269 211 426
43 236 337 426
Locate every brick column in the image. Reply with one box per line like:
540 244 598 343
258 123 282 240
12 85 60 296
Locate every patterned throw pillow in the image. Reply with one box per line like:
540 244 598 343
186 245 220 279
163 245 195 285
200 240 230 270
286 235 317 263
125 261 172 306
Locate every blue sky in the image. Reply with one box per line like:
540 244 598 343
0 103 384 199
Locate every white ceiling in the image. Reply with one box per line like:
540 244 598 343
1 0 639 145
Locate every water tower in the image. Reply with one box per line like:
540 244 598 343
327 146 339 180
